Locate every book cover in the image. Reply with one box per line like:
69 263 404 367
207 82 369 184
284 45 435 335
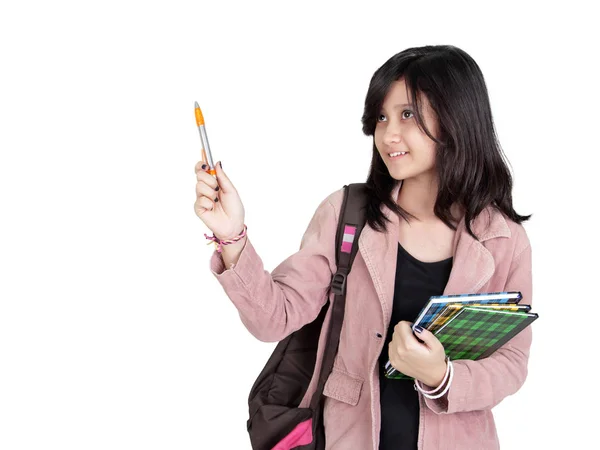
413 291 522 331
384 306 537 380
428 303 532 334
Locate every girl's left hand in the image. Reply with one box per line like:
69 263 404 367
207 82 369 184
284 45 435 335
388 321 447 386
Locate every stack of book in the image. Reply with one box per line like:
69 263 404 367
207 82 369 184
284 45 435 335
384 291 538 380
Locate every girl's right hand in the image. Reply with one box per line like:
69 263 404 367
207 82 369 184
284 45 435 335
194 161 246 240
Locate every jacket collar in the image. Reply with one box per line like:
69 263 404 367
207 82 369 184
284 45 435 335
357 181 511 327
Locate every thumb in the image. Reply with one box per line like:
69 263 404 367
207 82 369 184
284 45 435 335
413 324 436 346
214 161 236 193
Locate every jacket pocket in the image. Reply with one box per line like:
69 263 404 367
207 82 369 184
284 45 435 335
323 369 364 406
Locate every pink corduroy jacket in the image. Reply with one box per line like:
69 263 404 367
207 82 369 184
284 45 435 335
210 183 533 450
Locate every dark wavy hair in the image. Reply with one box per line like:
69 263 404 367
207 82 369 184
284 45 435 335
361 45 531 240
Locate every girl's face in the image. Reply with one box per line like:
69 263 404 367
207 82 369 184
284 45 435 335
374 79 440 183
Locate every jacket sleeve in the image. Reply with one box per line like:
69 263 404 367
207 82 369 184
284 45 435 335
423 228 533 414
208 194 339 342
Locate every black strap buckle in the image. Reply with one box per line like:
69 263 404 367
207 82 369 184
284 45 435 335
331 271 347 296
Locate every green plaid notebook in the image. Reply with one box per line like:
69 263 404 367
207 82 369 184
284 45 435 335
385 307 538 380
427 303 532 334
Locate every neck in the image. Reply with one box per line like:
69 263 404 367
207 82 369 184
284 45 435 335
396 174 439 221
396 175 464 225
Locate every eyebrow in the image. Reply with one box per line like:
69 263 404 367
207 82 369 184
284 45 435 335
381 103 415 111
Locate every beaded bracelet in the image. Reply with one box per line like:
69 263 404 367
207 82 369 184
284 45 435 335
204 225 247 253
414 356 453 399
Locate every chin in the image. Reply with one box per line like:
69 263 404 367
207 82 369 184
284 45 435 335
387 167 411 181
388 165 434 183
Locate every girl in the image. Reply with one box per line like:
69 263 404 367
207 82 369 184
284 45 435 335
194 45 533 450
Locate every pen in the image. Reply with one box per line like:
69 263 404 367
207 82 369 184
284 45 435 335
194 101 216 176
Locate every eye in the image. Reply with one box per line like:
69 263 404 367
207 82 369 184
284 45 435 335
376 110 414 123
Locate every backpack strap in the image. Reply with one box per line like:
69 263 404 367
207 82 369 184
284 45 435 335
309 183 369 413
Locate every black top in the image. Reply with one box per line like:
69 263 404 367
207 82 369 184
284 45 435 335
378 242 453 450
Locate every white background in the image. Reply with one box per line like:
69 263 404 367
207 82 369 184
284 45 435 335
1 1 597 448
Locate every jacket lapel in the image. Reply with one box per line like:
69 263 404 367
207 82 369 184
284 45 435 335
358 182 402 327
357 181 512 326
444 206 512 295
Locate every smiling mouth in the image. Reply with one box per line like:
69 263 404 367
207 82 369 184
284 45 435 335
388 151 408 158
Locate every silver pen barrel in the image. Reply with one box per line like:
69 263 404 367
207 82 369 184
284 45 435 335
198 125 215 168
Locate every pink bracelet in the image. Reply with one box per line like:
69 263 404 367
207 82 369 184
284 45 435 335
204 225 247 253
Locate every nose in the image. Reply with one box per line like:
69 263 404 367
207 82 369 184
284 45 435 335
382 123 402 147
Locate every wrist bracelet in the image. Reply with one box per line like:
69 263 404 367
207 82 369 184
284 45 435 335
415 355 450 394
414 356 452 398
420 360 453 399
204 225 247 253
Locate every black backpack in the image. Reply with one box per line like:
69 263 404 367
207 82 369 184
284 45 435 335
247 183 369 450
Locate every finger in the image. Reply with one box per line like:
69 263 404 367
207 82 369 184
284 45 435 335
394 321 414 339
389 328 406 355
396 322 425 350
196 168 219 189
196 180 221 202
412 325 438 348
214 161 236 194
195 161 214 177
195 160 209 173
389 338 406 361
195 196 215 212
